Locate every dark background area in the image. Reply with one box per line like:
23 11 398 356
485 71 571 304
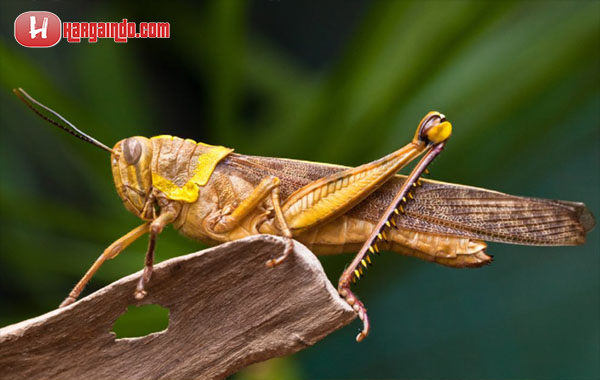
1 1 598 379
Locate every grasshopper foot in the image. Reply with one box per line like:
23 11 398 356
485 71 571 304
265 238 294 268
59 295 76 308
134 265 152 300
338 286 370 342
134 289 147 300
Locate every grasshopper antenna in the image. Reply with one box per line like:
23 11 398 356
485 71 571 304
13 88 114 154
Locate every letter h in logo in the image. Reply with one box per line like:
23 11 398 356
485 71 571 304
29 16 48 39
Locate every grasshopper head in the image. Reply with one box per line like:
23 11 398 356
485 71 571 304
415 111 452 145
112 137 154 219
12 89 156 220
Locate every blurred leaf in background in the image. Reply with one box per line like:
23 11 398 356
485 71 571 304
0 1 598 379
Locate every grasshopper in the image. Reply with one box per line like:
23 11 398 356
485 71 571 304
14 88 595 342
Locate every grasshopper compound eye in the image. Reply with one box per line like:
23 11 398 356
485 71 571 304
123 138 143 165
416 111 452 145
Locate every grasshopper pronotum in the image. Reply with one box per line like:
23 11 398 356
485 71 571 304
14 88 595 342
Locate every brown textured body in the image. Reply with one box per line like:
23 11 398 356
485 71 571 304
15 88 594 340
144 137 593 268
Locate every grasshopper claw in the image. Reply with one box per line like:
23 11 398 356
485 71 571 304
356 330 368 342
134 289 147 300
265 238 294 268
338 285 370 342
265 258 278 268
354 306 370 342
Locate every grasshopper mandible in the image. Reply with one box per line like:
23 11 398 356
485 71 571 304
14 88 595 342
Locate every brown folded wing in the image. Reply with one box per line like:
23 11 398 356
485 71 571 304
223 154 595 246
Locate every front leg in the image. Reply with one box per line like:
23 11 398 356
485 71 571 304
59 223 150 307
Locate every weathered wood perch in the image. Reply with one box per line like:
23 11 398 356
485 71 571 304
0 235 356 380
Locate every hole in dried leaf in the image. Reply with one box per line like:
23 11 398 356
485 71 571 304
112 304 169 339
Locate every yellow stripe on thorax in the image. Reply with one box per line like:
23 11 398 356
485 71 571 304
150 136 233 203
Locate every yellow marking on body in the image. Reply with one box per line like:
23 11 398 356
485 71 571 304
373 244 379 253
151 173 200 203
359 267 364 275
366 255 372 264
408 192 414 199
391 218 397 227
361 259 367 268
402 196 407 203
354 270 361 279
150 137 233 202
385 221 391 228
377 233 383 240
369 246 375 254
152 134 175 140
191 145 233 186
426 120 452 143
400 205 405 213
394 209 400 215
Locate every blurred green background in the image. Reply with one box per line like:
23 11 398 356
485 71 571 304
1 1 598 379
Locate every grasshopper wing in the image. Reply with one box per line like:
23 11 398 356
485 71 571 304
364 178 595 246
224 154 595 246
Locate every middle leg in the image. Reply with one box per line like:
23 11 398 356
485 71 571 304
206 175 294 266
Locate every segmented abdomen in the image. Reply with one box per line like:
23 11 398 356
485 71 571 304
295 214 490 267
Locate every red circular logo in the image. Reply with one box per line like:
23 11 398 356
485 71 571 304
14 11 61 48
